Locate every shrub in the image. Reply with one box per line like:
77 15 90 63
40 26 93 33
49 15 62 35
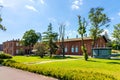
0 59 4 64
33 43 46 58
0 53 12 59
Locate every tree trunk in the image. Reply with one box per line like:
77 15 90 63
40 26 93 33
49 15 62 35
62 37 65 57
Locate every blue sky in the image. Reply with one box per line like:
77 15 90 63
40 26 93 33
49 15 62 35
0 0 120 44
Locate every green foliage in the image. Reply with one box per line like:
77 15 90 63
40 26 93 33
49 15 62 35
0 17 6 31
0 59 4 64
81 46 88 61
112 24 120 46
77 15 88 61
43 23 58 57
3 59 117 80
21 29 39 46
33 42 46 58
3 56 120 79
89 7 110 47
0 53 12 59
78 16 87 35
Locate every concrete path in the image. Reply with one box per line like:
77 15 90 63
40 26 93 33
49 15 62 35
0 66 57 80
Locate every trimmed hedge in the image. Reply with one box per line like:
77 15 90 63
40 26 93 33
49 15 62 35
2 60 117 80
0 53 12 59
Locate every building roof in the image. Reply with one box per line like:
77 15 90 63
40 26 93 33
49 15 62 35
58 35 108 42
58 37 92 42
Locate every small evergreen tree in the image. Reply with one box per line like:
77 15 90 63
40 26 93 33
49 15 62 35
43 23 58 57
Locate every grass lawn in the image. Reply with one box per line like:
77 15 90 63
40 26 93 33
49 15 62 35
3 55 120 80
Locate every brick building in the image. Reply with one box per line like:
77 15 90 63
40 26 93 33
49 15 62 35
56 36 108 55
3 39 31 55
3 36 108 56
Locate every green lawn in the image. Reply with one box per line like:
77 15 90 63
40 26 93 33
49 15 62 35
3 55 120 80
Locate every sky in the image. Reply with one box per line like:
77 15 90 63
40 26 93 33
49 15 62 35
0 0 120 44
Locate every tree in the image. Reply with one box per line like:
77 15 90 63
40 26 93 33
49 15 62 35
89 7 110 48
59 23 65 57
0 6 6 31
0 17 6 31
112 24 120 44
43 23 58 57
77 15 88 61
33 42 46 58
21 29 39 54
112 24 120 46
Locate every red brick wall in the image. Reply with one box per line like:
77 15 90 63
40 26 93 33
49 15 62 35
56 36 107 56
3 40 31 55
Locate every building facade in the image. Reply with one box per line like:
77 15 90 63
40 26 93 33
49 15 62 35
3 36 108 56
56 36 108 55
3 39 31 55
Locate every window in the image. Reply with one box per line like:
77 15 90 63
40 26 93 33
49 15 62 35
16 43 19 46
71 46 74 53
75 46 78 53
16 50 19 54
65 46 67 53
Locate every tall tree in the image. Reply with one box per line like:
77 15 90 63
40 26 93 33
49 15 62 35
78 15 88 61
21 29 39 54
89 7 110 48
43 23 58 57
59 23 65 57
112 24 120 47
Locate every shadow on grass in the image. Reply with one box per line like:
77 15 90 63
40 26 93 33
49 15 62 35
47 55 80 59
107 62 120 65
87 60 100 62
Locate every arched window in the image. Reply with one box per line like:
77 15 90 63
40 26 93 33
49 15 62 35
65 46 67 53
75 46 78 53
71 46 74 53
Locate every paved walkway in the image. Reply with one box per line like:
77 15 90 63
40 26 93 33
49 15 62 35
0 66 57 80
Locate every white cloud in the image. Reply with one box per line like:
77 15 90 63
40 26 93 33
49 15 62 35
29 0 45 5
25 5 38 12
71 0 83 10
40 0 45 4
118 12 120 16
29 0 34 3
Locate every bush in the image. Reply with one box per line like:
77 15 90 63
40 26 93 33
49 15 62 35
0 53 12 59
33 43 46 58
0 59 4 64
